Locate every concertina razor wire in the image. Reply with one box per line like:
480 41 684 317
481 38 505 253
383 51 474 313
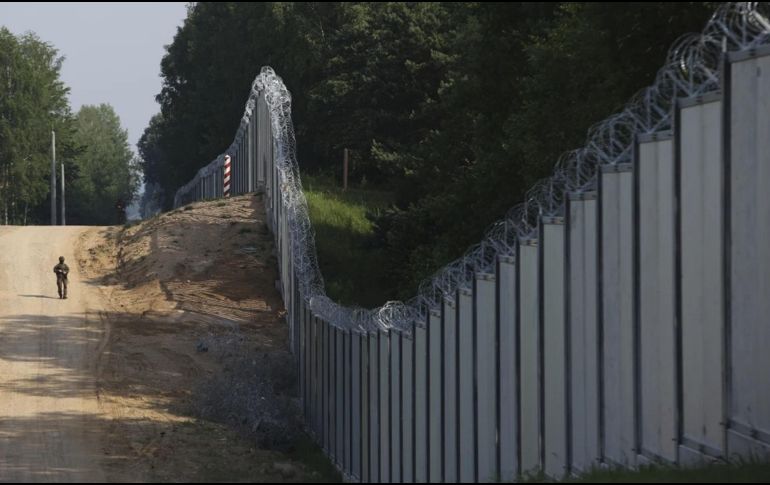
173 2 770 337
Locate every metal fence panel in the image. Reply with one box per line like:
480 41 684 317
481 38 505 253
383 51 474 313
429 310 443 482
638 137 677 463
380 331 391 482
415 324 429 482
443 297 459 482
476 273 498 482
543 221 568 478
300 301 307 419
498 257 518 481
337 328 345 464
402 333 415 482
568 196 601 472
313 316 321 436
369 333 380 481
391 333 402 482
352 333 362 479
519 242 541 475
601 167 636 466
361 334 370 481
344 331 352 471
324 321 331 455
326 324 333 455
728 52 770 455
458 287 476 482
679 98 725 458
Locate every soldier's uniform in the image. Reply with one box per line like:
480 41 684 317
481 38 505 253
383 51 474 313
53 258 69 299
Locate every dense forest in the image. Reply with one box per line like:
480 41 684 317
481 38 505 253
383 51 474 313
140 2 717 297
0 27 139 226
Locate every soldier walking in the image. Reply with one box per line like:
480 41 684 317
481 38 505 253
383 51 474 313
53 256 69 299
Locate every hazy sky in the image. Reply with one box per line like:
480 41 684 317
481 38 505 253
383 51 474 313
0 2 187 150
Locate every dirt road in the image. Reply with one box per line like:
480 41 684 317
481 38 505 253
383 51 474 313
0 197 337 483
0 226 106 482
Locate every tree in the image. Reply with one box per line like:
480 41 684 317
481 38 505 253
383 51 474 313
0 27 75 225
139 2 719 297
143 2 344 208
69 104 139 225
372 2 717 295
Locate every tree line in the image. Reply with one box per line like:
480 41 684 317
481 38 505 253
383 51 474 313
0 27 139 226
140 2 717 298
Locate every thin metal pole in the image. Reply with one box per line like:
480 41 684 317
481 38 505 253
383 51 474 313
51 130 57 225
61 162 65 226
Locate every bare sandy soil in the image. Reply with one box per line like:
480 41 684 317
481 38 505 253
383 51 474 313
0 194 337 482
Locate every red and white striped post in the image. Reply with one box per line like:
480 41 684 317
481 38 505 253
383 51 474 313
223 154 232 197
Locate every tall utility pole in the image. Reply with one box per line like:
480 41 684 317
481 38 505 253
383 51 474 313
60 162 65 226
51 130 57 225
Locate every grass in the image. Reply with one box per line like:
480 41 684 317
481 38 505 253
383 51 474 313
519 459 770 483
290 434 343 482
301 174 395 308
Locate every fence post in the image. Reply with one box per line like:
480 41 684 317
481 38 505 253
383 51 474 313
224 155 232 197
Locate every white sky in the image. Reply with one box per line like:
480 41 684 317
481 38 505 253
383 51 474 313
0 2 188 151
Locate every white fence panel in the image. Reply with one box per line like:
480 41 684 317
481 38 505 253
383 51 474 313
600 165 636 466
567 195 600 472
727 49 770 456
543 220 568 478
429 309 443 482
443 297 459 482
637 134 677 463
519 241 541 475
498 256 518 481
476 273 498 482
679 95 725 460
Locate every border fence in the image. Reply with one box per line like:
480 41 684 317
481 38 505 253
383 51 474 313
173 3 770 481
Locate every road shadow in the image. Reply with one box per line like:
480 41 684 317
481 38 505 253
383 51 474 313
0 313 107 398
0 412 111 482
18 294 59 300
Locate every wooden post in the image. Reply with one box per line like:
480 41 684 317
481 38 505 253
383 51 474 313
343 148 349 191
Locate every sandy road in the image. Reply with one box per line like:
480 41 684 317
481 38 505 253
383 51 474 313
0 226 106 482
0 205 339 483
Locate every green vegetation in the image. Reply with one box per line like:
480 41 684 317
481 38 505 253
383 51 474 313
303 174 395 307
140 2 719 302
0 28 73 224
290 433 343 482
69 104 140 225
581 461 770 483
519 460 770 483
0 27 139 225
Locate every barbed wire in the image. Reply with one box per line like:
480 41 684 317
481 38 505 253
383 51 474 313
174 2 770 337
